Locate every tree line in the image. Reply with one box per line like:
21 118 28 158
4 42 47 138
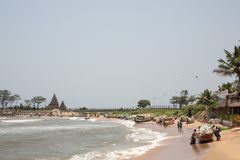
0 90 47 115
169 43 240 113
137 43 240 112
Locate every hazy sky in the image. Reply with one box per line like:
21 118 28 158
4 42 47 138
1 0 240 108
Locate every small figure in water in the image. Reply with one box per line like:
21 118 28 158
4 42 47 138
190 129 197 145
177 120 183 131
163 120 167 128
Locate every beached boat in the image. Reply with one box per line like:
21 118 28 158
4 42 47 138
198 133 214 143
162 117 175 125
197 125 214 143
155 115 166 123
155 116 175 125
134 115 152 123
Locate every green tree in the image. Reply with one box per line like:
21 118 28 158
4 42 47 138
13 94 21 106
0 90 11 116
188 95 196 104
197 89 218 119
24 100 32 109
213 44 240 90
218 82 235 93
170 90 195 108
31 96 46 109
137 99 151 108
197 89 217 106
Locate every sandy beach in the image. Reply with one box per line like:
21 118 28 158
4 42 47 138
130 121 240 160
130 122 209 160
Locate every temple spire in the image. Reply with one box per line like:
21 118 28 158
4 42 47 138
48 94 59 110
60 101 67 111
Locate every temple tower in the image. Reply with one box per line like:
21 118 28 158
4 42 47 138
48 94 59 110
60 101 67 111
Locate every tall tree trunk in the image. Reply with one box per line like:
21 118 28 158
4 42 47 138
1 106 3 116
225 95 229 114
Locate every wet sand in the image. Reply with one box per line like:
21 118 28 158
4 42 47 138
206 127 240 160
130 122 210 160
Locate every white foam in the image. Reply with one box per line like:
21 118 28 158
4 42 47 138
1 119 42 123
63 117 85 121
0 124 104 135
113 119 135 128
68 120 167 160
87 118 97 122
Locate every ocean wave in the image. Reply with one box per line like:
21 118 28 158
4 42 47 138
68 120 167 160
1 119 43 123
68 136 166 160
64 117 85 121
87 118 97 122
0 124 104 135
113 119 135 128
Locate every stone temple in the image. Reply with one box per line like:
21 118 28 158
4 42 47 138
48 94 67 110
60 101 67 111
48 94 59 110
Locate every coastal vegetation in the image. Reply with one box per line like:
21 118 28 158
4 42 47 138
213 44 240 89
0 89 47 115
1 44 240 123
137 99 151 108
170 90 196 109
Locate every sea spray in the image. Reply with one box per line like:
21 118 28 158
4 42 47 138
0 118 167 160
68 120 167 160
1 119 43 123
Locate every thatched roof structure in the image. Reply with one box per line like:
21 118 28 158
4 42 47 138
218 92 240 108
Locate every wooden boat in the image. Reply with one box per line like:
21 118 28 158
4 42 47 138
198 133 214 143
156 117 162 123
161 117 174 125
197 125 214 143
134 115 152 123
180 116 187 122
163 119 175 125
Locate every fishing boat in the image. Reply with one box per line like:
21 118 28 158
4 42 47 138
134 114 152 123
198 133 214 143
197 125 214 143
163 117 175 125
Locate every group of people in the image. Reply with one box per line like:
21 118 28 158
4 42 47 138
190 125 221 145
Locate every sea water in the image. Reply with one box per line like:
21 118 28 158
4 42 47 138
0 117 166 160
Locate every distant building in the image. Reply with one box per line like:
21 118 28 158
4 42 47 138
48 94 59 110
60 101 67 111
217 92 240 115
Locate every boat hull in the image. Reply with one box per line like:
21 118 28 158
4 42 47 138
134 117 152 123
198 133 214 143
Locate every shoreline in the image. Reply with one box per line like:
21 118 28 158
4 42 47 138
130 122 209 160
1 116 240 160
130 121 240 160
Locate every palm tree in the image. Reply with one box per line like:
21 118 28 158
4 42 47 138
218 82 235 93
197 89 218 119
197 89 217 106
213 45 240 89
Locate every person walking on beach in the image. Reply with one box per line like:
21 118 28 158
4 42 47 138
177 120 183 131
213 127 221 141
190 129 197 145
